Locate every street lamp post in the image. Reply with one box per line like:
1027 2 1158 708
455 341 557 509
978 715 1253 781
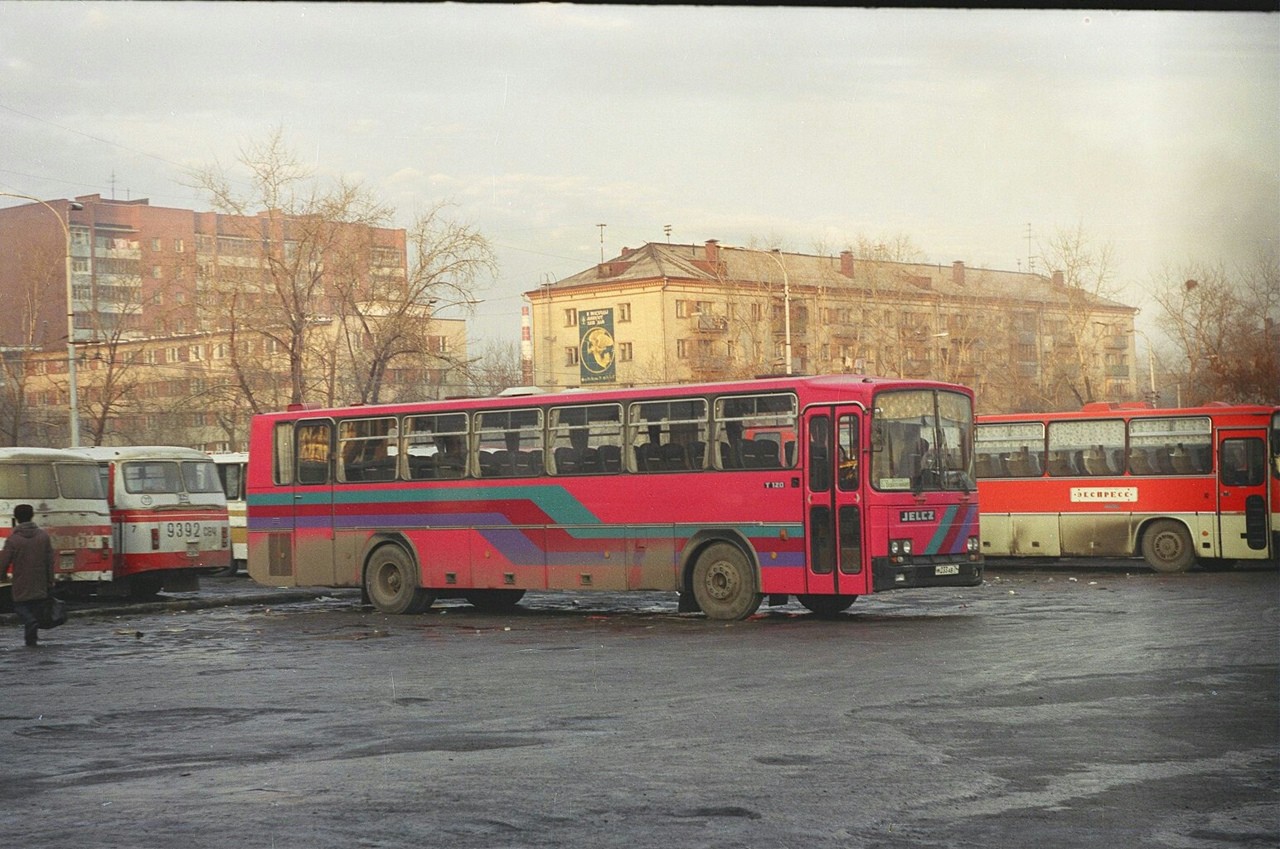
768 249 792 375
1 193 84 446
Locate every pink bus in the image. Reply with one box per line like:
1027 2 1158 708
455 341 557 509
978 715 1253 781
246 375 983 620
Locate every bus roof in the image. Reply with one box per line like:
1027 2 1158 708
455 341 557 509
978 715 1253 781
979 402 1279 423
0 447 98 463
79 446 219 461
253 374 973 422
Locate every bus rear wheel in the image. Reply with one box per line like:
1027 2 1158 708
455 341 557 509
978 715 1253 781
1141 520 1195 573
691 542 762 621
465 589 526 612
364 545 434 615
797 594 858 617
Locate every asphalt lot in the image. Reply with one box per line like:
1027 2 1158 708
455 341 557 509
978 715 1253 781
2 562 1277 849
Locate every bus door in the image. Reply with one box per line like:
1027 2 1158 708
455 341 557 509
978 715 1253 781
803 407 868 597
1217 428 1271 559
291 419 337 585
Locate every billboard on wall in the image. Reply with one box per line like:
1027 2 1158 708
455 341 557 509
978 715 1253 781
578 308 615 384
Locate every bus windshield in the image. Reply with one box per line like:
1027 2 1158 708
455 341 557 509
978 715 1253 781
871 389 974 493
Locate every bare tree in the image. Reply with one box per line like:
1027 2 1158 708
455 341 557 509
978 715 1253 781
0 242 61 445
465 339 524 396
1036 225 1124 408
1151 247 1280 404
333 201 495 404
189 129 392 410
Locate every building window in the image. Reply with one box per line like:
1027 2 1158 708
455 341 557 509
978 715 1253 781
152 265 162 279
564 346 579 366
564 308 577 327
151 238 162 252
174 239 185 253
751 302 763 321
618 302 631 322
676 300 689 318
618 342 633 362
676 339 688 359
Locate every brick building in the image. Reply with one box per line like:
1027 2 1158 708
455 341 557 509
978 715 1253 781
0 194 467 448
525 239 1138 414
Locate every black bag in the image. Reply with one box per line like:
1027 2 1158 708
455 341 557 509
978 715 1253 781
39 596 67 629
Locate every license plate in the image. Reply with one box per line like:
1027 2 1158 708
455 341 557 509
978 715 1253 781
935 564 960 576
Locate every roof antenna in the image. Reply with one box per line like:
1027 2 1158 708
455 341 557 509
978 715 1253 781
597 223 606 261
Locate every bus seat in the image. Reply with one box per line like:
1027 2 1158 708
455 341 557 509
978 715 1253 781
1024 449 1042 476
598 444 622 472
1171 443 1195 474
719 441 743 469
525 451 544 476
1046 452 1074 476
689 441 707 469
408 455 436 479
636 442 662 472
1153 446 1175 474
1128 448 1152 475
1084 446 1110 476
436 453 465 479
579 447 601 473
660 442 688 470
554 446 580 474
363 458 397 482
975 454 995 478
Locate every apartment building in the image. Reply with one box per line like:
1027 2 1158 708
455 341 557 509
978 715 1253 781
525 239 1138 414
0 194 468 448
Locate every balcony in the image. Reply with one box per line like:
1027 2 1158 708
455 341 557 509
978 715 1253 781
695 314 728 333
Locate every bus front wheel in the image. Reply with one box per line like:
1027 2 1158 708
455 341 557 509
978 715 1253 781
691 542 762 621
1141 520 1195 573
364 545 434 615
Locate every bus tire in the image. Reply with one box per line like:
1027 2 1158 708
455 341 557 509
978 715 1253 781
465 589 526 612
691 542 762 621
364 545 434 615
798 594 858 617
1141 520 1195 573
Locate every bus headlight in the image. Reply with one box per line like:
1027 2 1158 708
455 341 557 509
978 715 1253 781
967 536 980 553
890 539 913 558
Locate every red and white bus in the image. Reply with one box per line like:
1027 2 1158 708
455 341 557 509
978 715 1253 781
0 448 112 600
82 446 231 598
976 402 1279 572
246 375 983 620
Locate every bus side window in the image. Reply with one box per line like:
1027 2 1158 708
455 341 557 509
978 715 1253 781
1221 438 1264 487
808 415 831 492
296 422 332 485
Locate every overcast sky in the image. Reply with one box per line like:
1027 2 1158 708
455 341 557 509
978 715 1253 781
2 3 1276 346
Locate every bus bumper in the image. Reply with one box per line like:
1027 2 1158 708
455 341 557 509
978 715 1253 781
872 556 984 591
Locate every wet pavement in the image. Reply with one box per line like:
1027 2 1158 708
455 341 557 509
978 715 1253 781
2 564 1277 848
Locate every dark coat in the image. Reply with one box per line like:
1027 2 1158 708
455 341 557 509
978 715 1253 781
0 522 55 603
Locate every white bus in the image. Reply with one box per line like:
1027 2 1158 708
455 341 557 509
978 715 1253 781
81 446 231 598
211 452 248 575
0 448 112 600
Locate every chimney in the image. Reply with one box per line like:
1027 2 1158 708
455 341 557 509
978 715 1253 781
1051 270 1065 287
952 261 965 287
704 239 719 264
840 250 854 277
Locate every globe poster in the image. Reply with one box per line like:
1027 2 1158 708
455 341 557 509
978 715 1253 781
578 308 615 384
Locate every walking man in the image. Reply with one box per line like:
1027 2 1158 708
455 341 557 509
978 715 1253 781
0 503 56 647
